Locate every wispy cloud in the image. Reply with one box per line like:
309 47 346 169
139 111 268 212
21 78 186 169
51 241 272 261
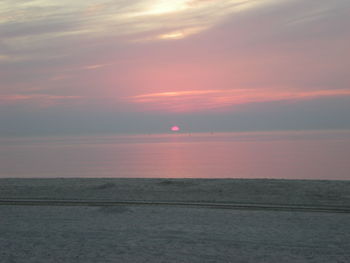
0 94 80 107
0 0 281 53
128 89 350 112
0 54 28 62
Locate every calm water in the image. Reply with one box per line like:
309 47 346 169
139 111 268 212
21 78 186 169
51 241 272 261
1 131 350 180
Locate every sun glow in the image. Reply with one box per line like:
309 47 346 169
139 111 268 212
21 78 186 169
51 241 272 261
159 31 185 40
144 0 189 15
158 27 205 40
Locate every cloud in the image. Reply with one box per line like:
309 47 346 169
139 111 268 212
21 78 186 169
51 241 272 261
128 89 350 112
0 0 284 55
0 94 81 107
0 54 28 62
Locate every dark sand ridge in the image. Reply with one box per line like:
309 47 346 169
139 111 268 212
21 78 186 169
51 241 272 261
1 178 350 207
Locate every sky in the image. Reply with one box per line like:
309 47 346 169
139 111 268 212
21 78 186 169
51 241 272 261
1 0 350 136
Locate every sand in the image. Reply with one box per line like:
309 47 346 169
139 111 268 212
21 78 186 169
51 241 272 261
1 178 350 262
1 178 350 206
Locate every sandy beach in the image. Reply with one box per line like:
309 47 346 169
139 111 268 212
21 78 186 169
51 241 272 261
1 178 350 262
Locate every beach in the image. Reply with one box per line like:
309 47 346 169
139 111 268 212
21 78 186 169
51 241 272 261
1 178 350 262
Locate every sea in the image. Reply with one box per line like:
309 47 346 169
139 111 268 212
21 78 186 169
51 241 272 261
1 130 349 180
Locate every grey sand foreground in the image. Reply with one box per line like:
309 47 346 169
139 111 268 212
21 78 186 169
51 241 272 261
1 178 350 262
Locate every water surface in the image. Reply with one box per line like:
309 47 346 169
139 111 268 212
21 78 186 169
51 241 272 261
1 130 349 179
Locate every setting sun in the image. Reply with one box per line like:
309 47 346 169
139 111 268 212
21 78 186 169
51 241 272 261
171 125 180 132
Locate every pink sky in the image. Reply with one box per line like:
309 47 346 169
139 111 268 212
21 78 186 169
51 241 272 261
0 0 349 135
